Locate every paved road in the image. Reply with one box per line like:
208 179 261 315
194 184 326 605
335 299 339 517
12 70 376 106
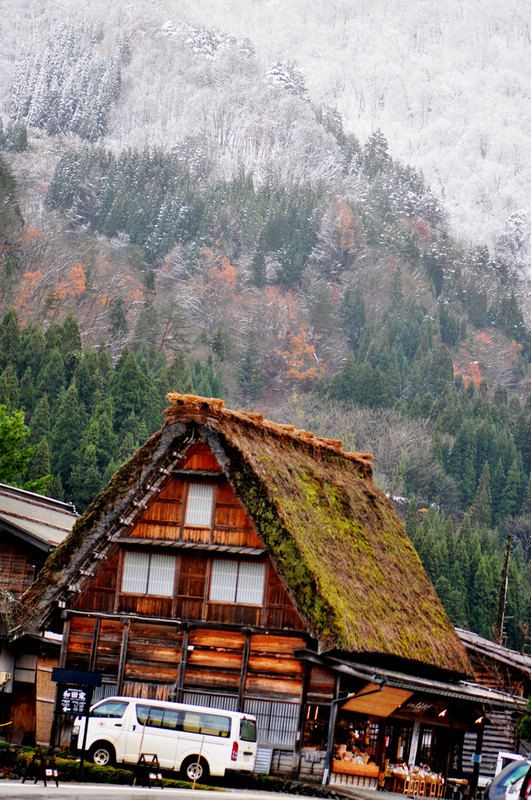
0 780 327 799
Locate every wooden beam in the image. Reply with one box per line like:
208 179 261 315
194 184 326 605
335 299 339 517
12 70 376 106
172 470 224 480
63 607 311 640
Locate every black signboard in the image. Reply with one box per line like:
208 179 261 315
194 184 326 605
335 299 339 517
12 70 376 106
60 686 90 716
52 668 102 687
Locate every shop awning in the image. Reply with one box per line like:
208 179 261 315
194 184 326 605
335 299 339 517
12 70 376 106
296 650 526 712
342 683 413 717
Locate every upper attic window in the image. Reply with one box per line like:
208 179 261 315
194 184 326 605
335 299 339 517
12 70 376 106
184 483 214 527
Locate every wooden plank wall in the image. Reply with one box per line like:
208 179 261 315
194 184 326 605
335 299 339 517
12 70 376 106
0 539 36 597
35 655 58 746
65 615 309 704
465 649 528 695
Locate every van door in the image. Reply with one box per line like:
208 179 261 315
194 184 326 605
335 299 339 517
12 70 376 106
88 699 130 756
176 709 232 777
124 704 179 770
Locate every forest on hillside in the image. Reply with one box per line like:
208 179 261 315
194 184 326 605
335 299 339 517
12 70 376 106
0 14 529 649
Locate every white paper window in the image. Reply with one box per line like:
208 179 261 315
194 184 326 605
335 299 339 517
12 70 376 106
210 560 238 603
122 551 149 594
236 561 265 605
122 552 175 596
209 560 265 606
147 554 175 596
185 483 214 527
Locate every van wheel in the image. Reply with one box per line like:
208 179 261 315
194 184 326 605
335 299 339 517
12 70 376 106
88 741 115 767
180 756 209 783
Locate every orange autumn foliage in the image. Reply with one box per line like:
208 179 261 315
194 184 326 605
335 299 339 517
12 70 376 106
283 330 321 383
335 200 357 252
16 270 44 314
475 331 493 347
21 227 42 242
56 263 86 299
454 360 482 388
403 216 434 247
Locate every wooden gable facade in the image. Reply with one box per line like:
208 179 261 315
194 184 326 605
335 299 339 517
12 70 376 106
62 442 333 761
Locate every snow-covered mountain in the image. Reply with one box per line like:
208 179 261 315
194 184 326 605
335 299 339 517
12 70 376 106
0 0 529 253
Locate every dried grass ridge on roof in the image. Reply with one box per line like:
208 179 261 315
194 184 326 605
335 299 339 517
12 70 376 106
19 393 471 678
165 393 374 470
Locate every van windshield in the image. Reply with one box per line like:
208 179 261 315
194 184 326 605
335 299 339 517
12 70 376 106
92 701 128 718
240 718 257 742
500 763 530 788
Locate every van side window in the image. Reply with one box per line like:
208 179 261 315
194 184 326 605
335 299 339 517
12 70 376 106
182 710 231 737
162 709 180 730
136 705 231 737
92 701 128 718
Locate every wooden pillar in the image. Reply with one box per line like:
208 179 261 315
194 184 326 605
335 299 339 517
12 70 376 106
408 721 421 766
175 627 189 703
291 661 310 779
376 717 387 787
470 721 485 800
322 675 341 786
50 617 70 748
116 620 130 694
237 631 251 712
88 617 101 672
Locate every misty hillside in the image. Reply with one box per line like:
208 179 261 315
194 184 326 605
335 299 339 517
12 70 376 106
0 2 529 646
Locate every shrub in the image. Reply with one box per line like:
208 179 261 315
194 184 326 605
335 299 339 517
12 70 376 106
13 751 215 789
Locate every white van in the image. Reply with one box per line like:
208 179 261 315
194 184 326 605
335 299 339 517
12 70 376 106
73 696 257 781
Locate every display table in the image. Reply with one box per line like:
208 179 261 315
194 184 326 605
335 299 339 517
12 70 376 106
331 760 380 787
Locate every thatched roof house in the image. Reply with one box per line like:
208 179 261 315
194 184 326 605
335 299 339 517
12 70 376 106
19 394 469 677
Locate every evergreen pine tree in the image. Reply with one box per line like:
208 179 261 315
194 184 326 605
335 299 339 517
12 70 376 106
29 395 51 444
251 249 267 288
37 348 66 401
109 297 128 337
471 555 498 638
19 367 36 412
25 438 52 491
0 310 20 371
498 457 522 521
70 441 102 509
340 287 366 352
51 382 84 492
0 405 35 486
237 340 263 402
0 364 20 411
467 462 493 527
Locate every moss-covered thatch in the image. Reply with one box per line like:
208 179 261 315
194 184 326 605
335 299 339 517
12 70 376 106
19 394 471 676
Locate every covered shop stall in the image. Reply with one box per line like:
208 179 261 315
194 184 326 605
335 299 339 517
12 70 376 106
297 651 526 796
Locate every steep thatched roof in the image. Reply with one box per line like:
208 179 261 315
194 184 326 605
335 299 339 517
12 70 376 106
19 394 471 676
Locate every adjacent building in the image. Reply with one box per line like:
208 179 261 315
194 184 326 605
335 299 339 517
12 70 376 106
0 483 77 743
